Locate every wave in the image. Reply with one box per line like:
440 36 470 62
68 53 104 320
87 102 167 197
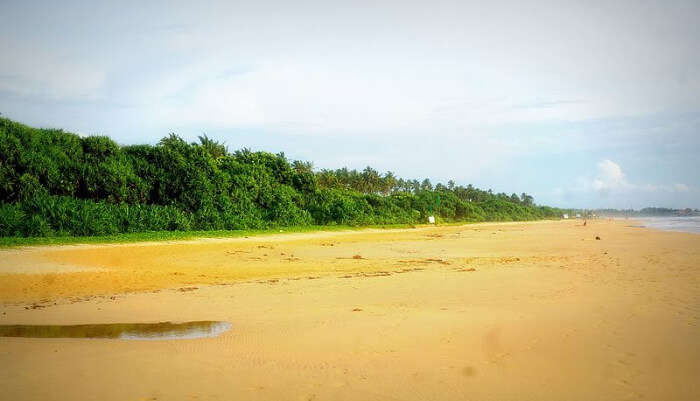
639 216 700 234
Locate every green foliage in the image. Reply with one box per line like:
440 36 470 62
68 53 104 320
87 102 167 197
0 117 567 238
196 134 228 159
0 204 25 236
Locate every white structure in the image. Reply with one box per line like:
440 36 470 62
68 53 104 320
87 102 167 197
562 214 569 219
428 216 435 224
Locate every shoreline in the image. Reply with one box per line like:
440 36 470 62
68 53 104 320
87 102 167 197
631 216 700 235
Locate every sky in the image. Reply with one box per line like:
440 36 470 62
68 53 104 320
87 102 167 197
1 0 698 209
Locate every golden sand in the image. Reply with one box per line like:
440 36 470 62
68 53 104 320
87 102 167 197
1 220 698 400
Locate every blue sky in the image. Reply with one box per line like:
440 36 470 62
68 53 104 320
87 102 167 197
1 0 698 209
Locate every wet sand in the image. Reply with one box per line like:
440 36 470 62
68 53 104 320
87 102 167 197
1 220 698 401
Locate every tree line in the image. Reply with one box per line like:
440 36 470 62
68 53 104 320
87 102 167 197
316 166 535 206
0 118 567 237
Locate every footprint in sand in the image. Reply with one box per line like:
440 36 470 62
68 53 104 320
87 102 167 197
482 326 512 365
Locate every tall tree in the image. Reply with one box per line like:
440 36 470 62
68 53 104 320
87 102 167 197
196 134 227 158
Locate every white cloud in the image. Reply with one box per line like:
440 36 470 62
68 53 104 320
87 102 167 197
591 160 629 193
574 160 693 197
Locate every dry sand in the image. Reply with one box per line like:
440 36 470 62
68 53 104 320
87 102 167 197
0 220 698 401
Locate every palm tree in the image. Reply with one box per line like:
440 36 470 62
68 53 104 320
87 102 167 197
382 171 397 195
197 134 227 158
361 166 381 194
411 179 420 194
292 160 314 174
158 133 187 147
395 178 407 193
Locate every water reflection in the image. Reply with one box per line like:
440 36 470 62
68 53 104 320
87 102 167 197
0 321 231 340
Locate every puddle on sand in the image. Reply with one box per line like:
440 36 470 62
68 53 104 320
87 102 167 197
0 321 231 340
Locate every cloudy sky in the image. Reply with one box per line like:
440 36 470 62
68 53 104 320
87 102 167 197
1 0 698 209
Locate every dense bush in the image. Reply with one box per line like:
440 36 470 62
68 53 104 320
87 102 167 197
0 118 567 237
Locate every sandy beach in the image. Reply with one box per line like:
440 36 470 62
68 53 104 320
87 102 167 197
1 220 698 401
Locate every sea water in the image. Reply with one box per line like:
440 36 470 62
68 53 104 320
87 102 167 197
637 216 700 234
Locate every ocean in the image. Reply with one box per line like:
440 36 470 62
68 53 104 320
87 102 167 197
637 216 700 234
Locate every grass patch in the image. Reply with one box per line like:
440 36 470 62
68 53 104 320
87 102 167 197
0 223 422 248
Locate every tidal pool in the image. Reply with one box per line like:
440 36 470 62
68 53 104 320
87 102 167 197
0 321 231 340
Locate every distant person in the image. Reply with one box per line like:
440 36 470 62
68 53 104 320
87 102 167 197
583 220 587 226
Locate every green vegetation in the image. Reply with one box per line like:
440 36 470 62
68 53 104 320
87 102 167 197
0 224 417 247
0 118 568 240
